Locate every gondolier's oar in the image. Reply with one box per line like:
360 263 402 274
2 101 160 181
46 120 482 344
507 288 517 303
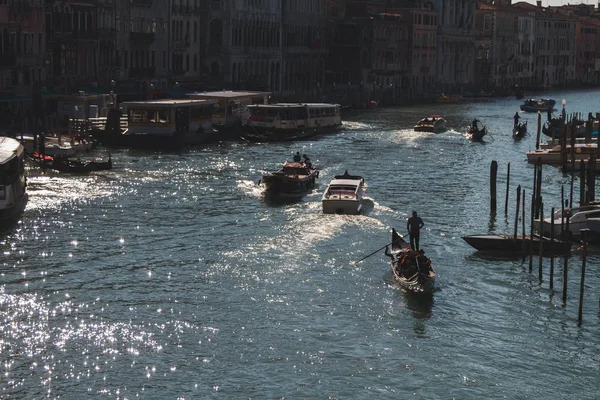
484 125 495 141
352 236 405 265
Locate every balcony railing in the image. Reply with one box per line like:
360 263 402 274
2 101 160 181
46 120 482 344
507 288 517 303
129 32 156 45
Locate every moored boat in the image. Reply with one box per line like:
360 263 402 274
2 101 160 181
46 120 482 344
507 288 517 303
520 98 555 113
241 103 342 142
259 159 319 199
534 205 600 239
27 152 112 173
462 234 571 255
322 170 365 215
0 137 28 229
93 99 218 149
526 142 597 164
387 228 435 295
414 115 446 133
435 93 461 104
513 121 528 138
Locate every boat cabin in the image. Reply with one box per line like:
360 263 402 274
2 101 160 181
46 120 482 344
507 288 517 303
0 137 26 210
121 99 217 136
280 161 312 176
187 90 270 129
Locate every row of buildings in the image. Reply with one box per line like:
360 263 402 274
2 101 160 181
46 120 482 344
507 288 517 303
1 0 600 111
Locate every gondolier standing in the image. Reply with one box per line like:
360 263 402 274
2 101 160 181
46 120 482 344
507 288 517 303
407 211 424 251
513 111 521 129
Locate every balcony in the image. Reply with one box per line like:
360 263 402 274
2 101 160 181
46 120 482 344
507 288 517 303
129 66 156 79
129 32 156 45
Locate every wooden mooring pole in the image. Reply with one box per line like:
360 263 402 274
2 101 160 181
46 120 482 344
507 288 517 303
529 192 535 272
536 111 542 150
504 162 511 215
513 185 521 247
578 230 589 326
562 243 569 304
490 161 498 213
538 200 543 281
521 190 526 251
550 207 555 290
579 159 586 206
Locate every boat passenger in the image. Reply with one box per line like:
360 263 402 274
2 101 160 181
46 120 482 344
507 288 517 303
302 154 312 169
513 112 521 129
293 152 301 162
407 211 424 251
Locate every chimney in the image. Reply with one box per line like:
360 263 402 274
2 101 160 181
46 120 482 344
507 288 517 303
537 1 542 6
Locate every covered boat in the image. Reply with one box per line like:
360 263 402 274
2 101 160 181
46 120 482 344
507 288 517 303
435 93 461 104
0 137 28 229
322 170 365 215
513 121 528 138
387 228 435 294
414 115 446 133
28 152 112 173
462 234 571 255
519 98 555 113
259 160 319 199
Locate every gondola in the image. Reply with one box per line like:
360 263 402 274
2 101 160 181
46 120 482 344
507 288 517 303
388 228 435 294
466 125 487 141
28 152 112 173
513 121 528 139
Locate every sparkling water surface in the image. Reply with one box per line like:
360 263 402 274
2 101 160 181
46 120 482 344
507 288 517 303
1 89 599 399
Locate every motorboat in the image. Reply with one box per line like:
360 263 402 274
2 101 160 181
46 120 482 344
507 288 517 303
526 142 597 164
0 137 28 229
259 159 319 199
534 205 600 239
387 228 435 294
322 171 365 215
520 98 556 113
414 115 446 133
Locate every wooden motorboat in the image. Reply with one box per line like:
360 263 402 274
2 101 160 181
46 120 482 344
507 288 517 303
0 137 28 229
259 160 319 198
526 142 597 164
414 115 446 133
534 205 600 239
28 152 112 173
520 98 555 113
322 170 365 215
466 125 487 141
462 234 571 255
513 121 528 138
388 228 435 295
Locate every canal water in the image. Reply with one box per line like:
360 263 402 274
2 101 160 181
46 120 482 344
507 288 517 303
1 89 599 399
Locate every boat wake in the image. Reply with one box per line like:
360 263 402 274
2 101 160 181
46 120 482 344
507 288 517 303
237 179 263 198
343 121 375 130
25 176 113 211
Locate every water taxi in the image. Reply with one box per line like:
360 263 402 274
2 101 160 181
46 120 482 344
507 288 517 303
414 115 446 133
520 98 555 113
534 205 600 239
241 103 342 142
96 99 218 149
0 137 27 229
322 171 365 215
259 160 319 199
186 90 270 135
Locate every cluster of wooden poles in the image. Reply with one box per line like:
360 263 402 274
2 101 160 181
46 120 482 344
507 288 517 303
490 155 596 326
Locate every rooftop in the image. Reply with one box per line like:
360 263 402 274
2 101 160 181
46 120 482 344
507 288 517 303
122 99 217 107
187 90 271 99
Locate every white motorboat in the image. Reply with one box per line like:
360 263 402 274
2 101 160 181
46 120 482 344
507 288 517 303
534 205 600 238
414 115 446 133
322 171 365 215
0 137 28 229
526 142 598 164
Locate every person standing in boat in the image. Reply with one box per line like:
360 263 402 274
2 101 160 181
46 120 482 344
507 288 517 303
302 154 312 168
293 151 302 162
471 118 479 131
407 211 424 251
513 112 521 129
